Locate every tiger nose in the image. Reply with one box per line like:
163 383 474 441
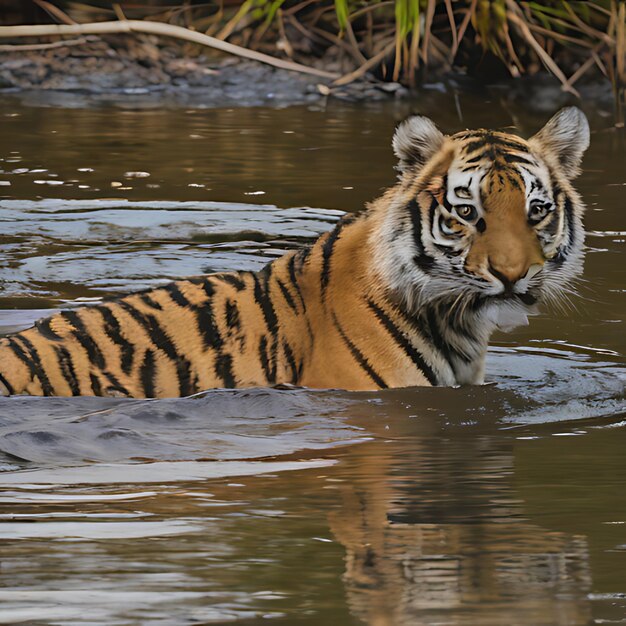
487 259 544 291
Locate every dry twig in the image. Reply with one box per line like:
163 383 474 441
33 0 76 25
0 19 339 80
0 36 91 52
506 2 580 97
333 39 395 86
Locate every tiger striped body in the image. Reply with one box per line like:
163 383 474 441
0 215 449 397
0 107 590 398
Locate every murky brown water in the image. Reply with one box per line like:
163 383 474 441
0 89 624 625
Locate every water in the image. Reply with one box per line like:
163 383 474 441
0 88 624 625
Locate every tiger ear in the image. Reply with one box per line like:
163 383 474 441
392 115 445 172
529 107 590 177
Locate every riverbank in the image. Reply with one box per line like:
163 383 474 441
0 34 409 107
1 33 619 114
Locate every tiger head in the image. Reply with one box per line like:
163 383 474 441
374 107 590 330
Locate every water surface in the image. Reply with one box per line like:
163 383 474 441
0 89 624 625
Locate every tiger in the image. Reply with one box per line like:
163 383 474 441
0 107 589 398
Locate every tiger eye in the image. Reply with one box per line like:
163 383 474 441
456 205 476 221
528 201 553 224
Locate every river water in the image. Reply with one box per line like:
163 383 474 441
0 87 624 625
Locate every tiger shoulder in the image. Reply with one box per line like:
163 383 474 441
0 107 589 398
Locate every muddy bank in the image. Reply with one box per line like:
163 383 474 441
0 34 405 107
1 33 617 112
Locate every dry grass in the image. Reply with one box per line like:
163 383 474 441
6 1 626 106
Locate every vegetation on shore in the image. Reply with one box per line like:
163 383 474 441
2 1 625 108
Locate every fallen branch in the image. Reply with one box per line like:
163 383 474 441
0 36 91 52
0 19 340 80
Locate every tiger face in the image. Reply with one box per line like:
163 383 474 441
377 107 590 328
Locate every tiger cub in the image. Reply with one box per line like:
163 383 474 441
0 107 589 397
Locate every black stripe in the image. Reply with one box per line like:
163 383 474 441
54 345 81 396
11 336 54 395
563 194 576 248
166 280 224 356
192 279 224 351
434 242 462 256
98 306 135 375
438 174 449 215
282 340 299 384
494 167 522 189
465 135 529 156
196 288 235 387
6 339 35 385
414 253 436 271
103 372 130 397
200 277 215 299
214 352 236 388
119 301 195 397
252 271 278 337
409 198 428 250
463 154 484 165
541 212 560 238
196 304 224 351
35 317 63 342
165 283 191 308
464 138 489 154
224 299 241 331
177 363 196 397
140 349 156 397
497 139 530 152
287 254 306 312
89 372 103 396
0 372 15 395
269 333 279 382
366 299 438 385
61 311 106 370
547 177 571 268
424 306 472 364
258 335 276 384
441 194 455 214
321 223 344 295
409 198 436 272
550 193 574 269
332 313 387 389
216 273 246 291
118 302 176 361
276 278 298 313
140 294 163 310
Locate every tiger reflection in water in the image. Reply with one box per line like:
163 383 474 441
328 417 592 626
